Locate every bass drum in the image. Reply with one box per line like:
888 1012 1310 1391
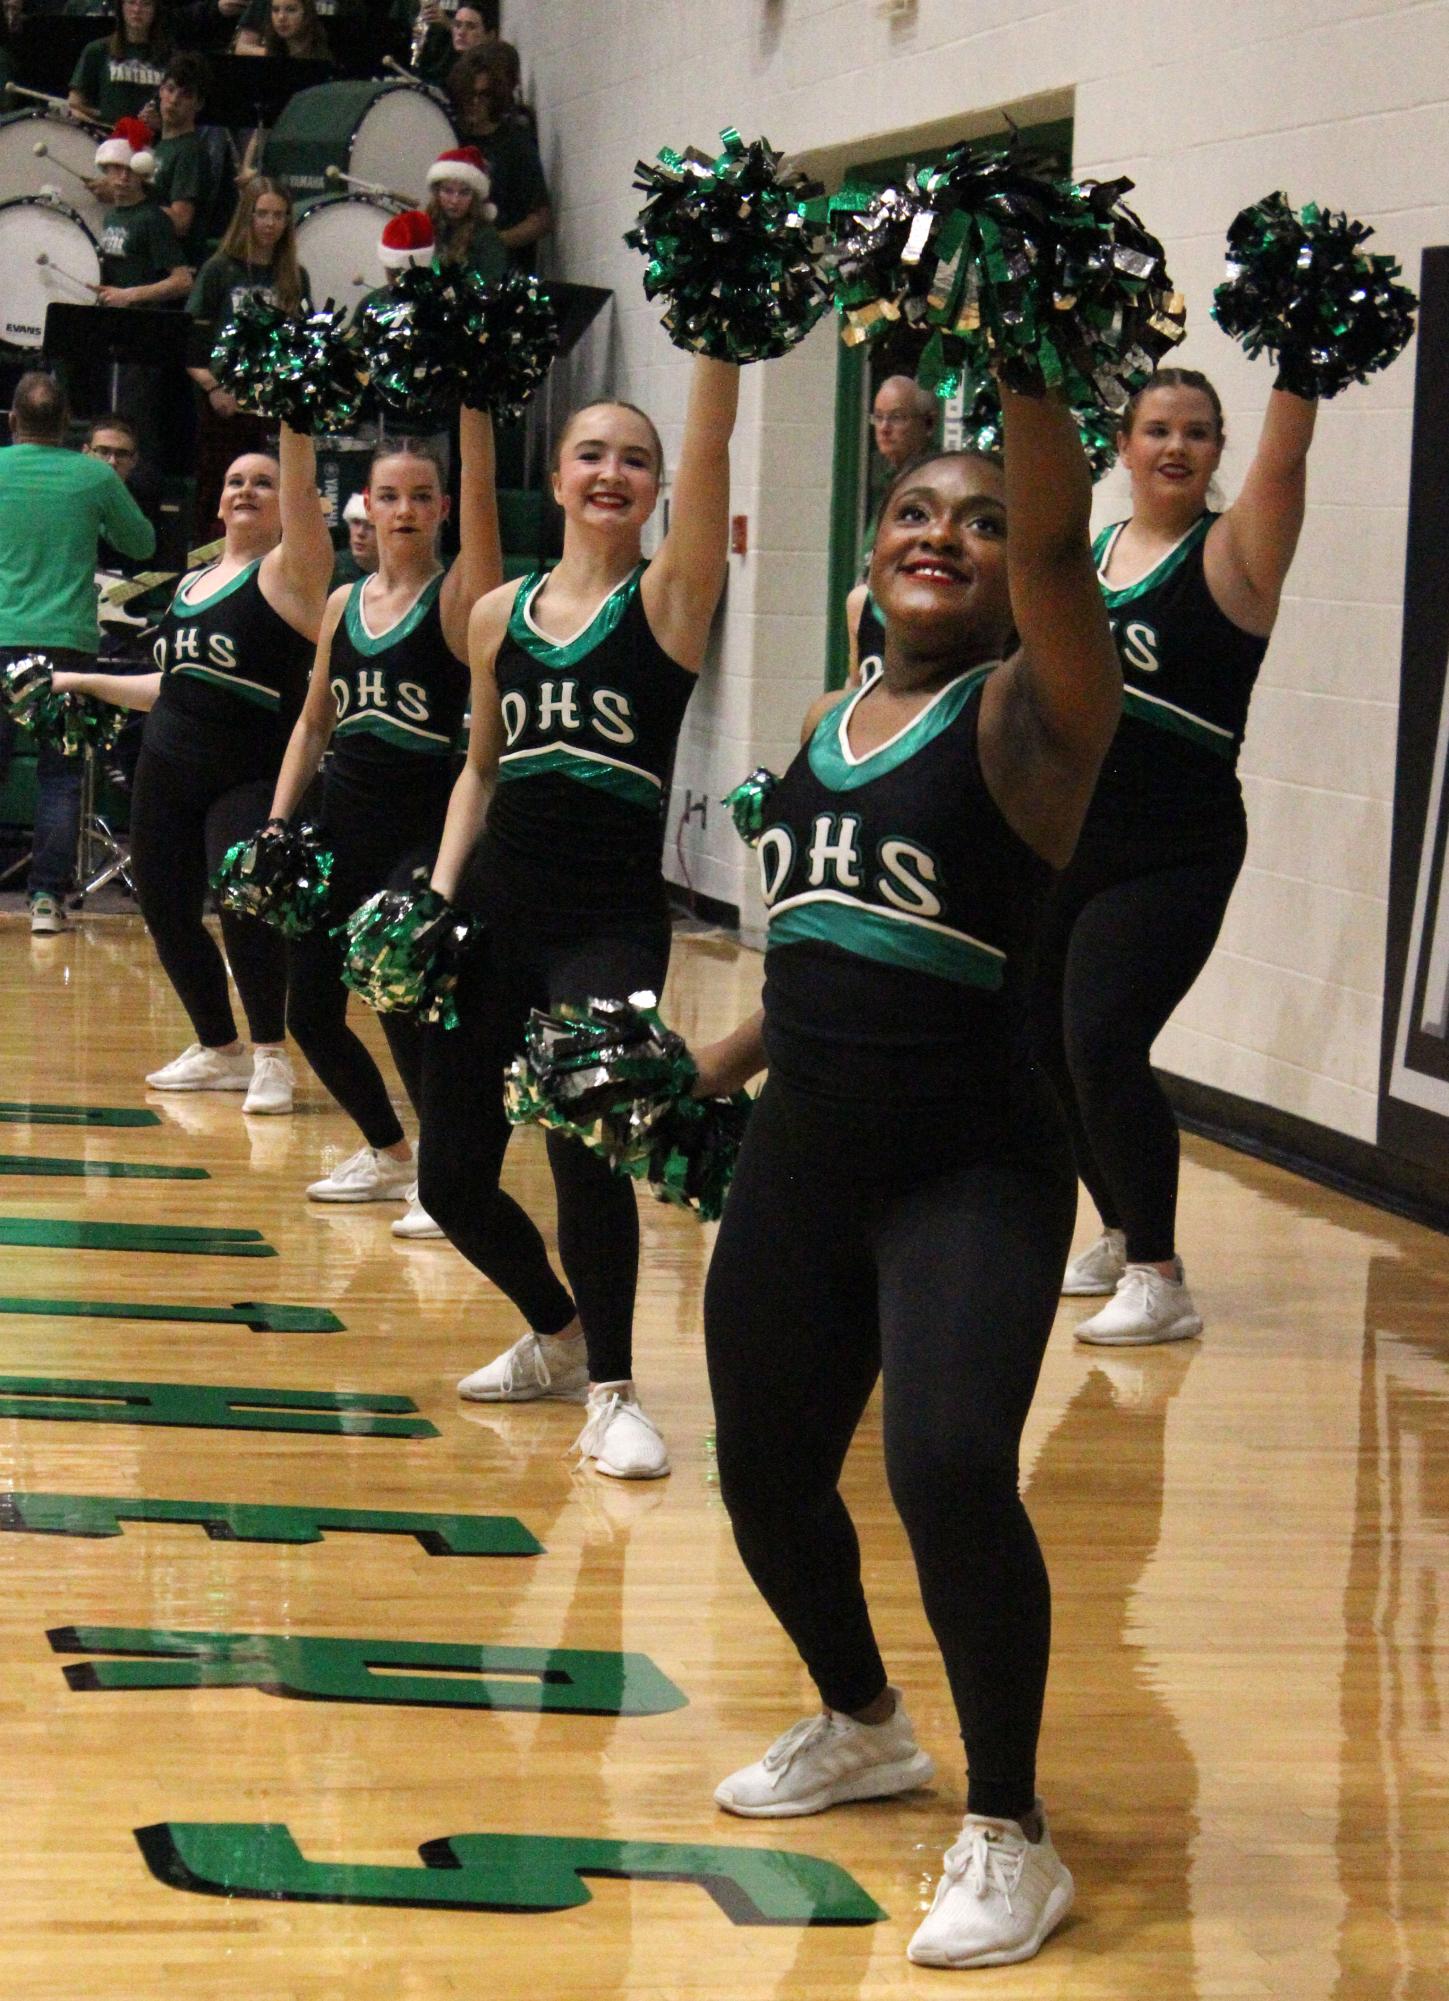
0 109 106 233
293 193 397 318
0 197 100 352
262 79 455 203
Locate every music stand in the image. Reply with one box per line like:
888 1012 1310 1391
202 55 334 139
11 19 117 100
44 301 192 407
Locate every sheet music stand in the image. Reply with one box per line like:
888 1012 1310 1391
44 301 192 409
202 55 334 136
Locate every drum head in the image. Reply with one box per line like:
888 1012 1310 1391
0 197 100 351
350 84 456 200
0 110 106 232
293 194 393 317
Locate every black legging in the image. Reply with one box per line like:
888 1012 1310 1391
417 914 671 1384
1029 820 1247 1264
704 1078 1075 1823
286 801 442 1150
129 745 286 1048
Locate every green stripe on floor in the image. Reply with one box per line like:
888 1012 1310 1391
0 1104 162 1128
0 1376 436 1436
0 1297 344 1332
0 1157 209 1181
0 1220 275 1257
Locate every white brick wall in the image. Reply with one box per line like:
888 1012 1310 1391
520 0 1449 1144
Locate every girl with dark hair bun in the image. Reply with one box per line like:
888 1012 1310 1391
1029 363 1319 1346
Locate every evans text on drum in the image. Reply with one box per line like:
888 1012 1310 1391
0 197 101 351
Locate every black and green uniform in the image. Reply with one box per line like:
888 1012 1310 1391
1030 509 1272 1265
188 254 312 327
418 562 699 1388
287 570 466 1150
70 38 167 122
151 130 214 265
97 198 183 288
703 662 1073 1827
131 558 314 1054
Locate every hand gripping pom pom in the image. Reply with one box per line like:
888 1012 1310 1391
211 821 334 938
338 886 481 1030
1211 192 1418 400
504 995 752 1222
352 264 462 429
454 266 560 418
211 294 364 434
626 128 832 362
26 689 124 759
828 132 1186 417
721 768 778 846
1 652 54 723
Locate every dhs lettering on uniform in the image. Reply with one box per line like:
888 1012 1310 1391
502 679 638 748
760 815 943 917
157 627 238 671
331 673 432 723
1110 616 1160 675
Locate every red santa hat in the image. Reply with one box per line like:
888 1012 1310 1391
425 146 497 221
378 207 436 271
94 117 156 179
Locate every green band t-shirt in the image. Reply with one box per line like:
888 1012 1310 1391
97 198 184 287
0 444 156 653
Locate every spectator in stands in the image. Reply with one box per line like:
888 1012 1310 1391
447 42 550 267
70 0 172 125
84 413 162 790
425 144 505 282
138 53 216 266
232 0 360 54
331 489 377 587
0 372 154 935
234 0 330 58
414 0 490 85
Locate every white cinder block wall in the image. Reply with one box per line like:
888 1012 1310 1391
521 0 1449 1147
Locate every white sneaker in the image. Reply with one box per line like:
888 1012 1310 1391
29 893 66 935
242 1048 294 1115
714 1690 934 1818
1061 1227 1126 1295
572 1382 670 1480
1075 1261 1203 1346
391 1183 446 1239
908 1805 1073 1968
145 1042 253 1092
305 1145 415 1203
457 1330 590 1403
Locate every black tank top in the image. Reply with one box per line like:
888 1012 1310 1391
480 563 697 919
760 668 1055 1149
146 558 313 773
1085 514 1270 836
325 572 465 812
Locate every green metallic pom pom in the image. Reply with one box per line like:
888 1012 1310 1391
338 886 480 1030
721 767 778 846
828 133 1186 418
504 994 752 1222
211 822 335 939
1 652 54 723
952 374 1117 481
211 295 364 435
626 128 832 362
352 265 461 429
26 689 122 758
454 266 560 418
1211 192 1418 400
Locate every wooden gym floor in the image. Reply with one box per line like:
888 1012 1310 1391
0 910 1445 1999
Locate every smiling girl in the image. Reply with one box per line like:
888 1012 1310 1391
1029 369 1318 1345
689 382 1120 1969
415 356 739 1479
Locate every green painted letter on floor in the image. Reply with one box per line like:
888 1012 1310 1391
52 1627 682 1713
0 1377 434 1436
136 1823 886 1925
5 1494 540 1555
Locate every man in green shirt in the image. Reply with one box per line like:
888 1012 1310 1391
0 372 154 932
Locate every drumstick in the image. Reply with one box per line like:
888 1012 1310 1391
9 84 108 132
35 251 101 295
324 162 415 207
33 143 96 191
